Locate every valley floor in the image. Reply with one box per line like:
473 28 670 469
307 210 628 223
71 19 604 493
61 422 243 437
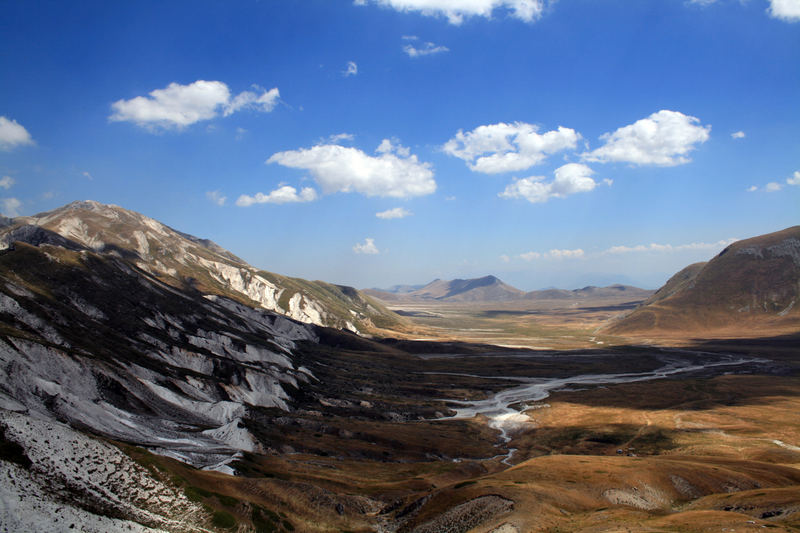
2 296 799 532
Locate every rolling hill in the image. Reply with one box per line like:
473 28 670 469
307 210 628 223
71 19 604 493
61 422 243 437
366 275 525 302
605 226 800 336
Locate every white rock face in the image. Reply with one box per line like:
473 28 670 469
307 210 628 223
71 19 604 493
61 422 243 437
737 238 800 266
287 291 327 325
195 256 333 327
54 216 104 250
0 280 319 470
0 292 66 346
0 410 209 532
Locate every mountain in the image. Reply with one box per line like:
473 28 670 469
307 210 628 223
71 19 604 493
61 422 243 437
605 226 800 335
366 276 653 304
0 202 403 531
0 234 317 470
414 275 526 301
375 283 426 294
365 275 526 302
0 200 441 530
524 284 654 301
0 201 403 334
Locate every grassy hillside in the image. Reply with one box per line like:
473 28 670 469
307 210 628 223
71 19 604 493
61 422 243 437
606 226 800 337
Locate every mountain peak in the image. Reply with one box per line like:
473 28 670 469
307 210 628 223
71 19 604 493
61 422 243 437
65 199 114 210
377 274 525 302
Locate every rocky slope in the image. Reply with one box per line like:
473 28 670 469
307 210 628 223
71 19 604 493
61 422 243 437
0 239 320 471
0 200 403 334
605 226 800 335
0 411 210 532
0 202 411 531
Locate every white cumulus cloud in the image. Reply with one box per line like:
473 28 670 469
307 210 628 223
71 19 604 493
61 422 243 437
768 0 800 21
547 248 584 259
731 131 746 139
376 207 412 219
747 170 800 192
353 238 380 255
604 238 737 255
0 198 21 217
206 190 227 206
0 176 15 190
519 251 541 261
0 116 34 151
499 163 605 204
443 122 580 174
236 186 318 206
109 80 279 130
355 0 548 24
404 40 449 57
267 139 436 198
327 133 355 143
582 110 710 166
223 86 280 116
518 248 584 260
344 61 358 77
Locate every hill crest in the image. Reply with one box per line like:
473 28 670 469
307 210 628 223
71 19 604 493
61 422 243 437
605 226 800 336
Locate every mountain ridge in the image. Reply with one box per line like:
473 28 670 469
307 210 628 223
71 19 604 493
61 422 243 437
605 226 800 335
1 200 404 334
365 276 654 303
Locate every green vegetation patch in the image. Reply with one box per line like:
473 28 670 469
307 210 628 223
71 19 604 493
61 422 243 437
184 485 213 502
252 505 282 533
211 509 237 529
215 493 240 508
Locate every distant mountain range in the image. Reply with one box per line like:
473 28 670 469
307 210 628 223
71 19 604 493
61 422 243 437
605 226 800 335
365 275 654 304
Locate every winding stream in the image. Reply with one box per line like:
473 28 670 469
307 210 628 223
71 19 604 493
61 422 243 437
434 351 764 464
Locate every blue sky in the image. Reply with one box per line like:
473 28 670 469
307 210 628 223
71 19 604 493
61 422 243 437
1 0 798 290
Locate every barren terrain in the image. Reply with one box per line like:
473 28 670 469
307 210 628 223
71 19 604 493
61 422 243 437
98 299 799 532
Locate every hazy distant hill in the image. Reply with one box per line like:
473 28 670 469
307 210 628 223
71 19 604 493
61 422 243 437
605 226 800 335
366 275 524 302
366 276 653 304
525 284 654 301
